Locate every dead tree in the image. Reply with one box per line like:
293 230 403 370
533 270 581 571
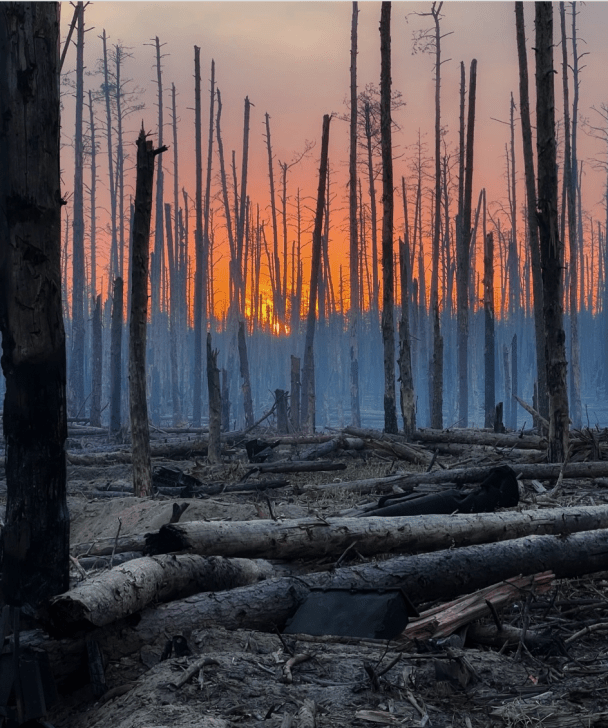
264 112 284 327
301 114 331 433
207 333 222 464
515 1 548 421
238 320 254 428
164 203 182 425
109 277 123 437
0 1 69 605
380 1 398 434
129 128 166 497
90 294 102 428
349 1 361 427
70 1 85 416
535 2 569 462
484 228 495 428
458 58 477 428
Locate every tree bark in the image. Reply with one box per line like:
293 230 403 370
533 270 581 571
290 355 301 431
535 2 569 463
0 1 69 606
89 294 102 428
301 115 331 433
46 555 276 634
349 2 361 428
148 504 608 562
207 333 222 464
380 2 398 434
238 321 254 428
109 277 123 437
484 230 495 428
129 129 165 497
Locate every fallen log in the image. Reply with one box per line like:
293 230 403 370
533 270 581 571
29 528 608 680
246 460 347 475
300 436 364 460
412 427 545 450
399 461 608 487
343 426 434 466
145 503 608 561
46 554 276 633
301 473 417 494
71 534 148 557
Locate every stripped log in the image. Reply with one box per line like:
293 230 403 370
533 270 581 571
146 503 608 561
46 554 276 632
413 427 545 450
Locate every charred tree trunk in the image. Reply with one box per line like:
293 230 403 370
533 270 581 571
164 203 182 426
457 58 477 428
238 321 254 428
109 277 123 437
70 1 85 417
192 49 204 426
301 115 331 433
484 231 495 428
515 1 548 421
349 2 361 427
101 29 118 293
129 129 165 497
207 333 222 464
87 90 97 303
290 355 301 431
380 2 398 434
535 2 569 462
90 294 102 428
0 1 69 606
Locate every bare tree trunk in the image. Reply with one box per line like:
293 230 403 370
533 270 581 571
535 2 569 463
238 321 254 428
101 29 119 294
515 1 548 421
90 294 103 428
88 90 97 303
349 2 361 428
301 115 331 433
164 203 182 425
130 129 165 497
290 355 301 431
265 112 283 326
380 2 398 434
109 277 123 437
0 1 69 606
559 1 582 429
207 333 222 464
484 228 495 428
430 1 444 430
70 1 85 417
457 58 477 428
275 390 288 434
364 101 379 315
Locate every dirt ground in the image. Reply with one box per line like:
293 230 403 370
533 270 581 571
10 439 608 728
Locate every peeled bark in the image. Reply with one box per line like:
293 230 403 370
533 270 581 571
0 1 69 606
46 554 275 634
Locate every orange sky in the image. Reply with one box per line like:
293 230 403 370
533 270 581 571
59 1 608 319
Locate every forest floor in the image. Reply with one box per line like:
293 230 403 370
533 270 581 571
6 430 608 728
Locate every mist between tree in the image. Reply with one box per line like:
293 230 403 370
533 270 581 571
37 1 608 437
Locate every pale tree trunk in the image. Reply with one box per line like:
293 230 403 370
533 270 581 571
101 29 118 292
535 2 569 463
301 115 331 433
130 129 166 497
70 1 85 416
364 101 379 316
380 2 398 434
164 203 182 425
265 112 284 327
484 222 495 429
0 1 69 606
515 1 548 422
87 90 97 303
457 59 477 427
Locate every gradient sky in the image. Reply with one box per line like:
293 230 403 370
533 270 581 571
60 1 608 314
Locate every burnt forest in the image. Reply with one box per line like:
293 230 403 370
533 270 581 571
4 2 608 728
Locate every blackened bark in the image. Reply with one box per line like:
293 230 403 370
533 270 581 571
109 277 123 437
380 2 398 434
349 2 361 427
535 2 569 462
0 1 69 606
70 1 85 416
129 128 166 497
275 389 288 434
192 48 204 426
301 115 331 433
90 294 102 428
457 58 477 428
290 355 301 431
515 1 548 420
484 232 495 428
207 333 221 464
238 321 254 428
